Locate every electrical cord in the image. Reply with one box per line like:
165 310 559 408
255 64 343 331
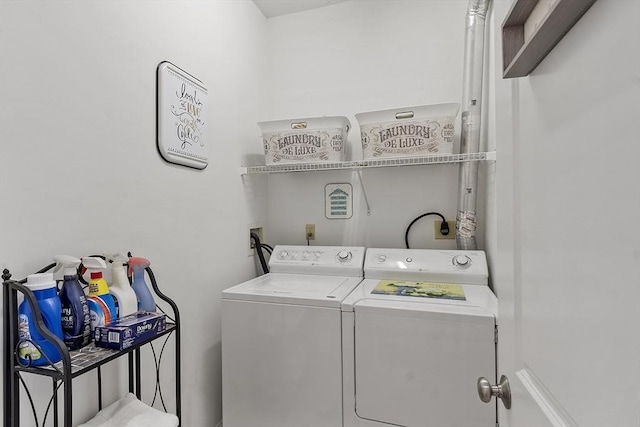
250 232 269 274
404 211 449 249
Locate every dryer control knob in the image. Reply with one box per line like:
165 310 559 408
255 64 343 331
378 255 387 262
454 255 471 267
278 250 289 259
337 250 351 262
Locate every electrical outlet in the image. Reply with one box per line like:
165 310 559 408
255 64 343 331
434 221 456 240
250 227 264 250
305 224 315 241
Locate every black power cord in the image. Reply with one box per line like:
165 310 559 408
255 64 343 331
250 232 270 274
404 211 449 249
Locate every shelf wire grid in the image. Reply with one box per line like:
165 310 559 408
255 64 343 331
241 151 494 175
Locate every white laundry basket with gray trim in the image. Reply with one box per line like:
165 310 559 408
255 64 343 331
356 103 459 159
258 116 350 165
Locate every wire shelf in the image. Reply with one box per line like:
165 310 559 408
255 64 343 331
14 324 177 379
241 151 495 175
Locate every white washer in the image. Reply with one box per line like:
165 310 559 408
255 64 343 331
341 248 498 427
222 245 366 427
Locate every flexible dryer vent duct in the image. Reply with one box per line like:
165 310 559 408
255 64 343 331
456 0 491 250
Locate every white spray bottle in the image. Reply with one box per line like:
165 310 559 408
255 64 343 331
104 252 138 318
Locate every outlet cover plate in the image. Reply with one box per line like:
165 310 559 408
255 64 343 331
249 226 264 256
434 221 456 240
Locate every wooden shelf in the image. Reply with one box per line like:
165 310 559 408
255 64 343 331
502 0 597 78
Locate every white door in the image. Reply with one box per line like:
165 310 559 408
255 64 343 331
488 1 640 426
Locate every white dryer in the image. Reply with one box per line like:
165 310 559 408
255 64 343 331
341 248 498 427
222 245 366 427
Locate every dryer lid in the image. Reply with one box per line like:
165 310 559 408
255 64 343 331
222 273 363 308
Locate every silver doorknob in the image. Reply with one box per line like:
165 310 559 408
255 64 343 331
477 375 511 409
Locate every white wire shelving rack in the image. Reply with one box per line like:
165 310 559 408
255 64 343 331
240 151 495 175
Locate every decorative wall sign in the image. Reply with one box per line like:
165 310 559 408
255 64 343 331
157 61 209 169
325 183 353 219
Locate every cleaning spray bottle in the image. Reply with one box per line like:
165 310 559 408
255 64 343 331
82 257 118 329
53 255 91 350
104 252 138 318
128 257 156 312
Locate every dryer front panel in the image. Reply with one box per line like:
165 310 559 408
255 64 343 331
353 304 496 427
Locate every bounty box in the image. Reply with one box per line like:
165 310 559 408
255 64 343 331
94 310 166 350
258 116 350 165
356 103 459 159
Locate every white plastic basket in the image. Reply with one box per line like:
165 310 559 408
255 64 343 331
356 103 460 159
258 116 350 165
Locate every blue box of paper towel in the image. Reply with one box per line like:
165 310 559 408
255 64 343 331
94 311 166 350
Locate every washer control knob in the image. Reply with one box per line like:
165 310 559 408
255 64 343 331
454 255 471 267
406 257 413 263
302 251 309 260
313 251 322 260
337 250 351 262
378 255 387 262
278 250 289 259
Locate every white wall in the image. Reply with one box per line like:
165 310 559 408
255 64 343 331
0 1 268 425
259 0 483 250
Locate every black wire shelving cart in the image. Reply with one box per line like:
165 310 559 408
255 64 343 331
2 262 181 427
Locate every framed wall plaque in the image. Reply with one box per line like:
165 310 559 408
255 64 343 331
157 61 209 169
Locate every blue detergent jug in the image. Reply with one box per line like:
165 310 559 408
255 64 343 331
18 273 64 366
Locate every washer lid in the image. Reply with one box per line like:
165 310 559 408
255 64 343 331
222 273 364 308
341 278 498 315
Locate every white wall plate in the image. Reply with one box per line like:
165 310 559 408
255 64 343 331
157 61 209 169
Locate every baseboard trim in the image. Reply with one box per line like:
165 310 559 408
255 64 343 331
516 368 578 427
